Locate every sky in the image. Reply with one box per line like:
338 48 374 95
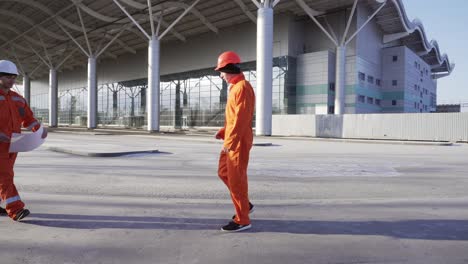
402 0 468 104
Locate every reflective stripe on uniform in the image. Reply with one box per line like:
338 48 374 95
11 96 25 103
0 95 5 100
6 195 21 204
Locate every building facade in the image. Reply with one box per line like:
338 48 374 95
2 0 451 130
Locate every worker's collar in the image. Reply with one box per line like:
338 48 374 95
228 73 245 86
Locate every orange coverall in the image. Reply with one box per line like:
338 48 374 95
0 89 38 219
217 73 255 225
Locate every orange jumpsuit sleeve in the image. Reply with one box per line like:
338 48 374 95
223 81 254 150
22 100 40 131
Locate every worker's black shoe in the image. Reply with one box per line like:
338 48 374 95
232 202 254 220
0 206 7 216
13 209 30 221
221 221 251 232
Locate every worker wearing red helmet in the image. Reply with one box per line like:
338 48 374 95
214 51 255 232
0 59 47 221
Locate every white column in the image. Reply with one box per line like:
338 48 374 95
334 46 346 115
87 56 97 128
147 36 160 132
49 69 58 127
23 74 31 105
256 7 274 136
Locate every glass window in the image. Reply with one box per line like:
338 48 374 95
392 55 398 62
392 80 398 86
358 95 365 103
358 72 365 81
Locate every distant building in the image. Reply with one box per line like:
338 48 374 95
436 103 468 113
436 104 461 113
462 103 468 113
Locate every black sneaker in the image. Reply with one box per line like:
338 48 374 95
232 202 254 220
0 206 7 216
13 209 30 221
221 221 251 232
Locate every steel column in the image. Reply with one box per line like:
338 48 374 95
256 7 273 136
23 74 30 105
334 46 346 115
147 36 160 132
87 57 97 128
49 69 58 127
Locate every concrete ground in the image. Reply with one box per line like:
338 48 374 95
1 130 468 264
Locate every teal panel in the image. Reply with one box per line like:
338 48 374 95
345 85 355 95
355 85 383 99
355 102 381 111
296 103 328 107
296 84 328 95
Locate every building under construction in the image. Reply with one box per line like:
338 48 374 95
0 0 453 135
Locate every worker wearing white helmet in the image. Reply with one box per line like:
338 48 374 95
0 60 19 75
0 60 47 221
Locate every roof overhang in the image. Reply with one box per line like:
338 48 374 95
371 0 453 74
0 0 452 79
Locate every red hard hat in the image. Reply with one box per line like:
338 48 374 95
215 51 241 71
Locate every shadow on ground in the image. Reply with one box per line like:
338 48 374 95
22 213 468 240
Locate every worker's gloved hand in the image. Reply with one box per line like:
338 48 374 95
215 129 225 140
32 123 47 139
0 132 10 143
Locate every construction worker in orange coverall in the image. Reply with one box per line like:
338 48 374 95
0 60 47 221
214 51 255 232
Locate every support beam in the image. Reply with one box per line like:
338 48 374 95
75 5 93 56
234 0 256 23
147 0 155 36
49 69 58 127
256 7 273 136
334 46 346 115
23 74 31 105
113 0 151 40
159 0 200 40
272 0 281 7
147 36 160 132
87 57 97 128
295 0 336 46
341 0 358 46
345 1 386 45
251 0 262 9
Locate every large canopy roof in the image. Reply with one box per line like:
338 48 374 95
0 0 452 79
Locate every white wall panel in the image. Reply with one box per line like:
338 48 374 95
273 113 468 142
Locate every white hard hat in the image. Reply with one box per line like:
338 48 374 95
0 60 19 75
